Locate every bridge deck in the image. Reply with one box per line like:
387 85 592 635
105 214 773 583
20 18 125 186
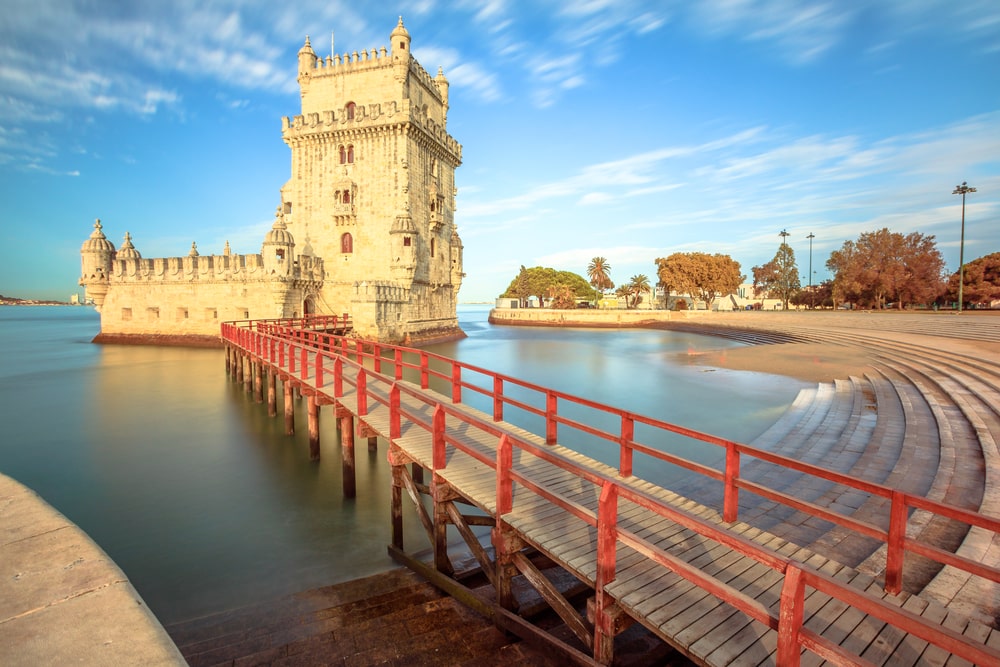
220 317 1000 666
339 380 997 666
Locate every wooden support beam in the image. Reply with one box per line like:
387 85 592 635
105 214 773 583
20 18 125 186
444 501 496 589
235 351 244 384
512 550 593 651
400 463 436 550
492 521 525 612
254 360 264 403
389 445 406 550
339 414 356 498
307 394 320 461
245 360 253 395
267 369 277 417
284 379 295 435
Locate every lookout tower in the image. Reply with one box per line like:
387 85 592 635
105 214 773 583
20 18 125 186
280 17 465 343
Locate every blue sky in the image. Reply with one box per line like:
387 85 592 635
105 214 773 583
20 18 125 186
2 1 998 302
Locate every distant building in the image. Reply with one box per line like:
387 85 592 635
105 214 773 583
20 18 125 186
80 18 465 345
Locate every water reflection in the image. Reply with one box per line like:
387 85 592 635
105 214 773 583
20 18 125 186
0 305 805 624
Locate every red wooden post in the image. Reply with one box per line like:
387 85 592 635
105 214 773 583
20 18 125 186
357 370 368 416
284 379 295 435
496 435 513 515
355 340 363 364
373 344 381 374
723 442 740 523
451 363 462 403
885 489 908 594
432 404 446 471
267 369 277 417
394 349 403 380
315 351 324 388
597 482 618 588
545 390 557 444
594 481 619 662
299 345 307 380
269 337 275 364
620 414 634 477
776 565 805 667
493 376 504 421
333 357 343 397
278 339 285 367
420 353 429 389
389 383 401 439
289 344 296 374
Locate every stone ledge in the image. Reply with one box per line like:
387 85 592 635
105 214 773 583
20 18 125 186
92 332 223 348
0 473 186 666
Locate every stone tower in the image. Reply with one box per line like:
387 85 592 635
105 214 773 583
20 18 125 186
280 17 465 343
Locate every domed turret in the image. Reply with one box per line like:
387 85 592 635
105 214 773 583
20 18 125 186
79 219 116 308
262 207 295 276
298 35 316 81
391 16 410 58
117 232 141 260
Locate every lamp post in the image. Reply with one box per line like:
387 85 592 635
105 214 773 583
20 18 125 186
806 232 815 309
952 181 976 313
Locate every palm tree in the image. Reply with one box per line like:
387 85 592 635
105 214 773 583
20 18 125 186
587 257 613 306
628 274 651 309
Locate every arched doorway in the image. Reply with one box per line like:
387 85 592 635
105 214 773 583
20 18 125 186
303 296 316 316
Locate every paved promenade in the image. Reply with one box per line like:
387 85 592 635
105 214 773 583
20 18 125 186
0 473 186 666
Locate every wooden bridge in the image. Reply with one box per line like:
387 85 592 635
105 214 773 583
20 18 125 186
220 313 1000 666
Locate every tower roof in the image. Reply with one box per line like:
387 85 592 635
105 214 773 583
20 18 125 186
117 231 141 259
264 207 295 246
81 219 116 253
390 16 410 40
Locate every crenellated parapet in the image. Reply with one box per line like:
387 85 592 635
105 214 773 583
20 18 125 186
281 99 461 160
107 252 323 285
352 280 409 304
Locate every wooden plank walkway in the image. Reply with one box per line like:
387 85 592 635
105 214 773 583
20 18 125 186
221 320 1000 666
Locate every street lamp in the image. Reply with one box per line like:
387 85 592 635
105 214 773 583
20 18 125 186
779 229 789 245
952 181 976 313
806 232 815 309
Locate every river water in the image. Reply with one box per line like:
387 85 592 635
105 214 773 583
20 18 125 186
0 305 805 624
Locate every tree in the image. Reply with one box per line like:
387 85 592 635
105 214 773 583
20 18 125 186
616 274 651 309
546 284 578 309
944 252 1000 308
654 253 743 310
752 243 801 310
827 228 945 309
500 266 595 305
587 257 614 304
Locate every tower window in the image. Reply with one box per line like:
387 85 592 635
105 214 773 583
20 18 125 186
430 238 435 258
346 102 356 120
341 232 353 254
342 190 351 204
276 249 285 262
347 144 354 163
403 236 411 247
339 145 346 163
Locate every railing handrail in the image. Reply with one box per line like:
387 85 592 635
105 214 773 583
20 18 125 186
220 320 1000 666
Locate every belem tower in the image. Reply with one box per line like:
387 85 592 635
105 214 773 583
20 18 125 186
80 18 465 346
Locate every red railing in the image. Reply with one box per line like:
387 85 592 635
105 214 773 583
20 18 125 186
221 318 1000 666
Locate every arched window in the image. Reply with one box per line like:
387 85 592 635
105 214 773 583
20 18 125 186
342 190 351 204
346 102 356 120
339 145 346 164
341 232 353 254
347 144 354 163
430 238 435 258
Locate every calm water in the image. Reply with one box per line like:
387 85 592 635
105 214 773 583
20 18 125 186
0 305 805 624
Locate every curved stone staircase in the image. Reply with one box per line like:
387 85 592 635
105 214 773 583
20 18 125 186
664 313 1000 627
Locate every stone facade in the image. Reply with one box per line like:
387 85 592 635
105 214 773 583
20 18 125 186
80 18 465 345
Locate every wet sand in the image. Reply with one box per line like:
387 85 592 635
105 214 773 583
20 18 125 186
684 342 877 383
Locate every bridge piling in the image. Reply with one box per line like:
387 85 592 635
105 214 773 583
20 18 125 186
267 370 277 417
254 361 264 403
307 395 320 461
284 380 294 435
339 414 356 498
235 351 244 384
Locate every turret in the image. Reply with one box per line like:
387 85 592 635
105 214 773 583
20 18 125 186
297 35 316 86
79 219 116 308
262 207 295 277
435 67 450 121
390 16 410 58
450 228 465 295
